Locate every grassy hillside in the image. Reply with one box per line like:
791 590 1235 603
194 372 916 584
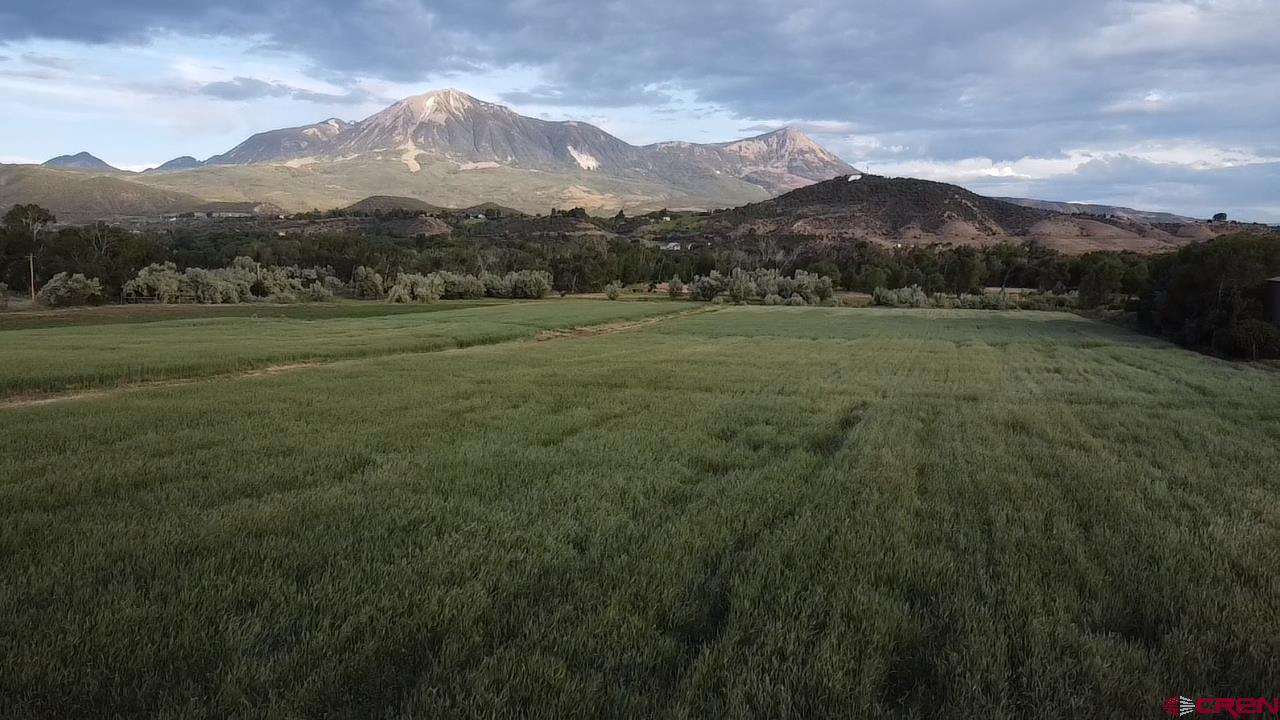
1 302 1276 718
128 157 773 214
0 165 205 221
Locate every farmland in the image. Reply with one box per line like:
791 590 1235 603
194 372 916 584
1 301 1278 719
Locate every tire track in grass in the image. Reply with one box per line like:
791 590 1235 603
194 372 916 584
0 306 718 410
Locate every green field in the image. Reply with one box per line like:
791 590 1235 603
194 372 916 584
1 302 1278 719
0 300 679 395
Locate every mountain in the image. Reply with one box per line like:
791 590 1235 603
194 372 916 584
701 174 1245 254
0 165 204 221
102 89 854 213
42 152 121 172
647 127 852 195
206 89 855 194
146 156 204 174
206 119 352 166
996 197 1195 224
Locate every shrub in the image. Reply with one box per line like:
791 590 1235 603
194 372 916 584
0 282 8 310
1212 320 1280 360
352 266 385 299
124 262 184 302
323 276 346 294
783 295 807 306
481 271 514 298
37 272 104 307
433 271 486 299
689 272 723 301
873 285 931 308
726 268 757 304
386 273 444 303
305 283 334 302
510 270 552 299
753 270 782 298
604 281 623 300
763 293 783 306
792 270 833 304
668 276 685 299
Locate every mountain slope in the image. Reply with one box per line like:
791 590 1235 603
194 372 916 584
0 165 204 221
996 197 1195 224
206 119 352 166
42 152 121 172
705 174 1219 253
146 156 204 174
129 89 853 208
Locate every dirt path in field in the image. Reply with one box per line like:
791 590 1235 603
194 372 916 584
534 305 718 341
0 307 717 410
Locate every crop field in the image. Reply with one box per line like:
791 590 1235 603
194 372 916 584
1 302 1278 719
0 300 678 396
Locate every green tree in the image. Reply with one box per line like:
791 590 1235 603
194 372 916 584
1077 255 1126 308
4 204 56 256
3 204 56 295
862 266 889 292
987 243 1028 292
942 248 984 296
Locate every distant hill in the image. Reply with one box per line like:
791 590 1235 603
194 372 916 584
344 195 446 214
996 197 1195 224
145 156 204 174
42 152 121 173
703 174 1246 254
0 165 204 221
460 202 527 218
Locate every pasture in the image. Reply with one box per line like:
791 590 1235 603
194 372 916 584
1 302 1277 719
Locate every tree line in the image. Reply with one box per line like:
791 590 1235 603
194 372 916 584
2 203 1276 357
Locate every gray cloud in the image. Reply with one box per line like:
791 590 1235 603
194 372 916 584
200 76 289 101
499 84 672 108
966 158 1280 223
0 1 1272 149
199 76 374 105
20 52 78 70
1 0 1276 217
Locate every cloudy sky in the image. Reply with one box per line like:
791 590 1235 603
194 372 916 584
1 0 1277 220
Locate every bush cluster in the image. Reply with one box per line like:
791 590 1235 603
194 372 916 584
686 269 834 305
872 285 1080 311
604 281 623 300
352 266 385 299
123 258 337 304
36 272 104 307
384 269 552 303
1212 320 1280 360
873 285 932 308
0 282 8 309
667 276 685 299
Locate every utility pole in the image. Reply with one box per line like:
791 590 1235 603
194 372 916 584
28 254 35 303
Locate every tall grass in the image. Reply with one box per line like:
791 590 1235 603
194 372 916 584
0 300 681 395
0 305 1276 718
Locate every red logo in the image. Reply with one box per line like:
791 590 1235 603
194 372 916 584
1164 696 1280 717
